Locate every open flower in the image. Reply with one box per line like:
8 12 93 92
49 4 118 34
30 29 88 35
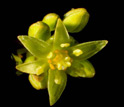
15 19 107 105
13 8 108 106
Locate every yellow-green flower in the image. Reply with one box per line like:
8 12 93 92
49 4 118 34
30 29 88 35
13 12 108 106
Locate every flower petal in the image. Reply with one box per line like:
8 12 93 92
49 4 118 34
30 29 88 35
18 36 51 58
53 18 70 50
16 60 48 75
69 40 108 60
47 35 78 46
48 69 67 106
67 60 95 78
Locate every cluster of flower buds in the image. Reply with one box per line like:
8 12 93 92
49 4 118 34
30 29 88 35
28 8 90 39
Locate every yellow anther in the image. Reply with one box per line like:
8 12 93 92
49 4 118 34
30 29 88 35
61 66 66 70
49 64 55 70
60 43 70 48
36 64 48 75
73 49 83 56
64 56 71 61
65 62 71 67
57 63 62 70
47 52 53 59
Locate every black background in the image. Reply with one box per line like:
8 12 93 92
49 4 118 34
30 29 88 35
2 0 117 106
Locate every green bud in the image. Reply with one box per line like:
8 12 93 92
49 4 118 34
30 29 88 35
28 21 51 41
63 8 90 33
29 74 42 90
29 73 47 90
42 13 59 31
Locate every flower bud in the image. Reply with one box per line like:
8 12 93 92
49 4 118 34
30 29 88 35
42 13 59 31
28 21 51 41
63 8 90 33
29 73 47 90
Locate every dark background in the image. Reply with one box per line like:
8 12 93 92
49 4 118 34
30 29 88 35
2 0 116 106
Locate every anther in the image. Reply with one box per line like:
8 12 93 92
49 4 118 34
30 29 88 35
64 56 71 61
57 63 62 70
49 64 55 70
73 49 83 56
65 62 71 67
47 52 53 59
60 43 70 48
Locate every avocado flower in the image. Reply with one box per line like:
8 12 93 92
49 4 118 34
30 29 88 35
12 8 108 106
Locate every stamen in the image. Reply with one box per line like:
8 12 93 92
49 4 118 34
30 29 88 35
57 63 62 70
64 56 71 61
73 49 83 56
60 43 70 48
65 62 71 67
47 52 53 59
62 65 66 70
49 64 55 70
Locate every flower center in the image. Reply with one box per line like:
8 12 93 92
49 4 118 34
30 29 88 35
47 50 72 70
